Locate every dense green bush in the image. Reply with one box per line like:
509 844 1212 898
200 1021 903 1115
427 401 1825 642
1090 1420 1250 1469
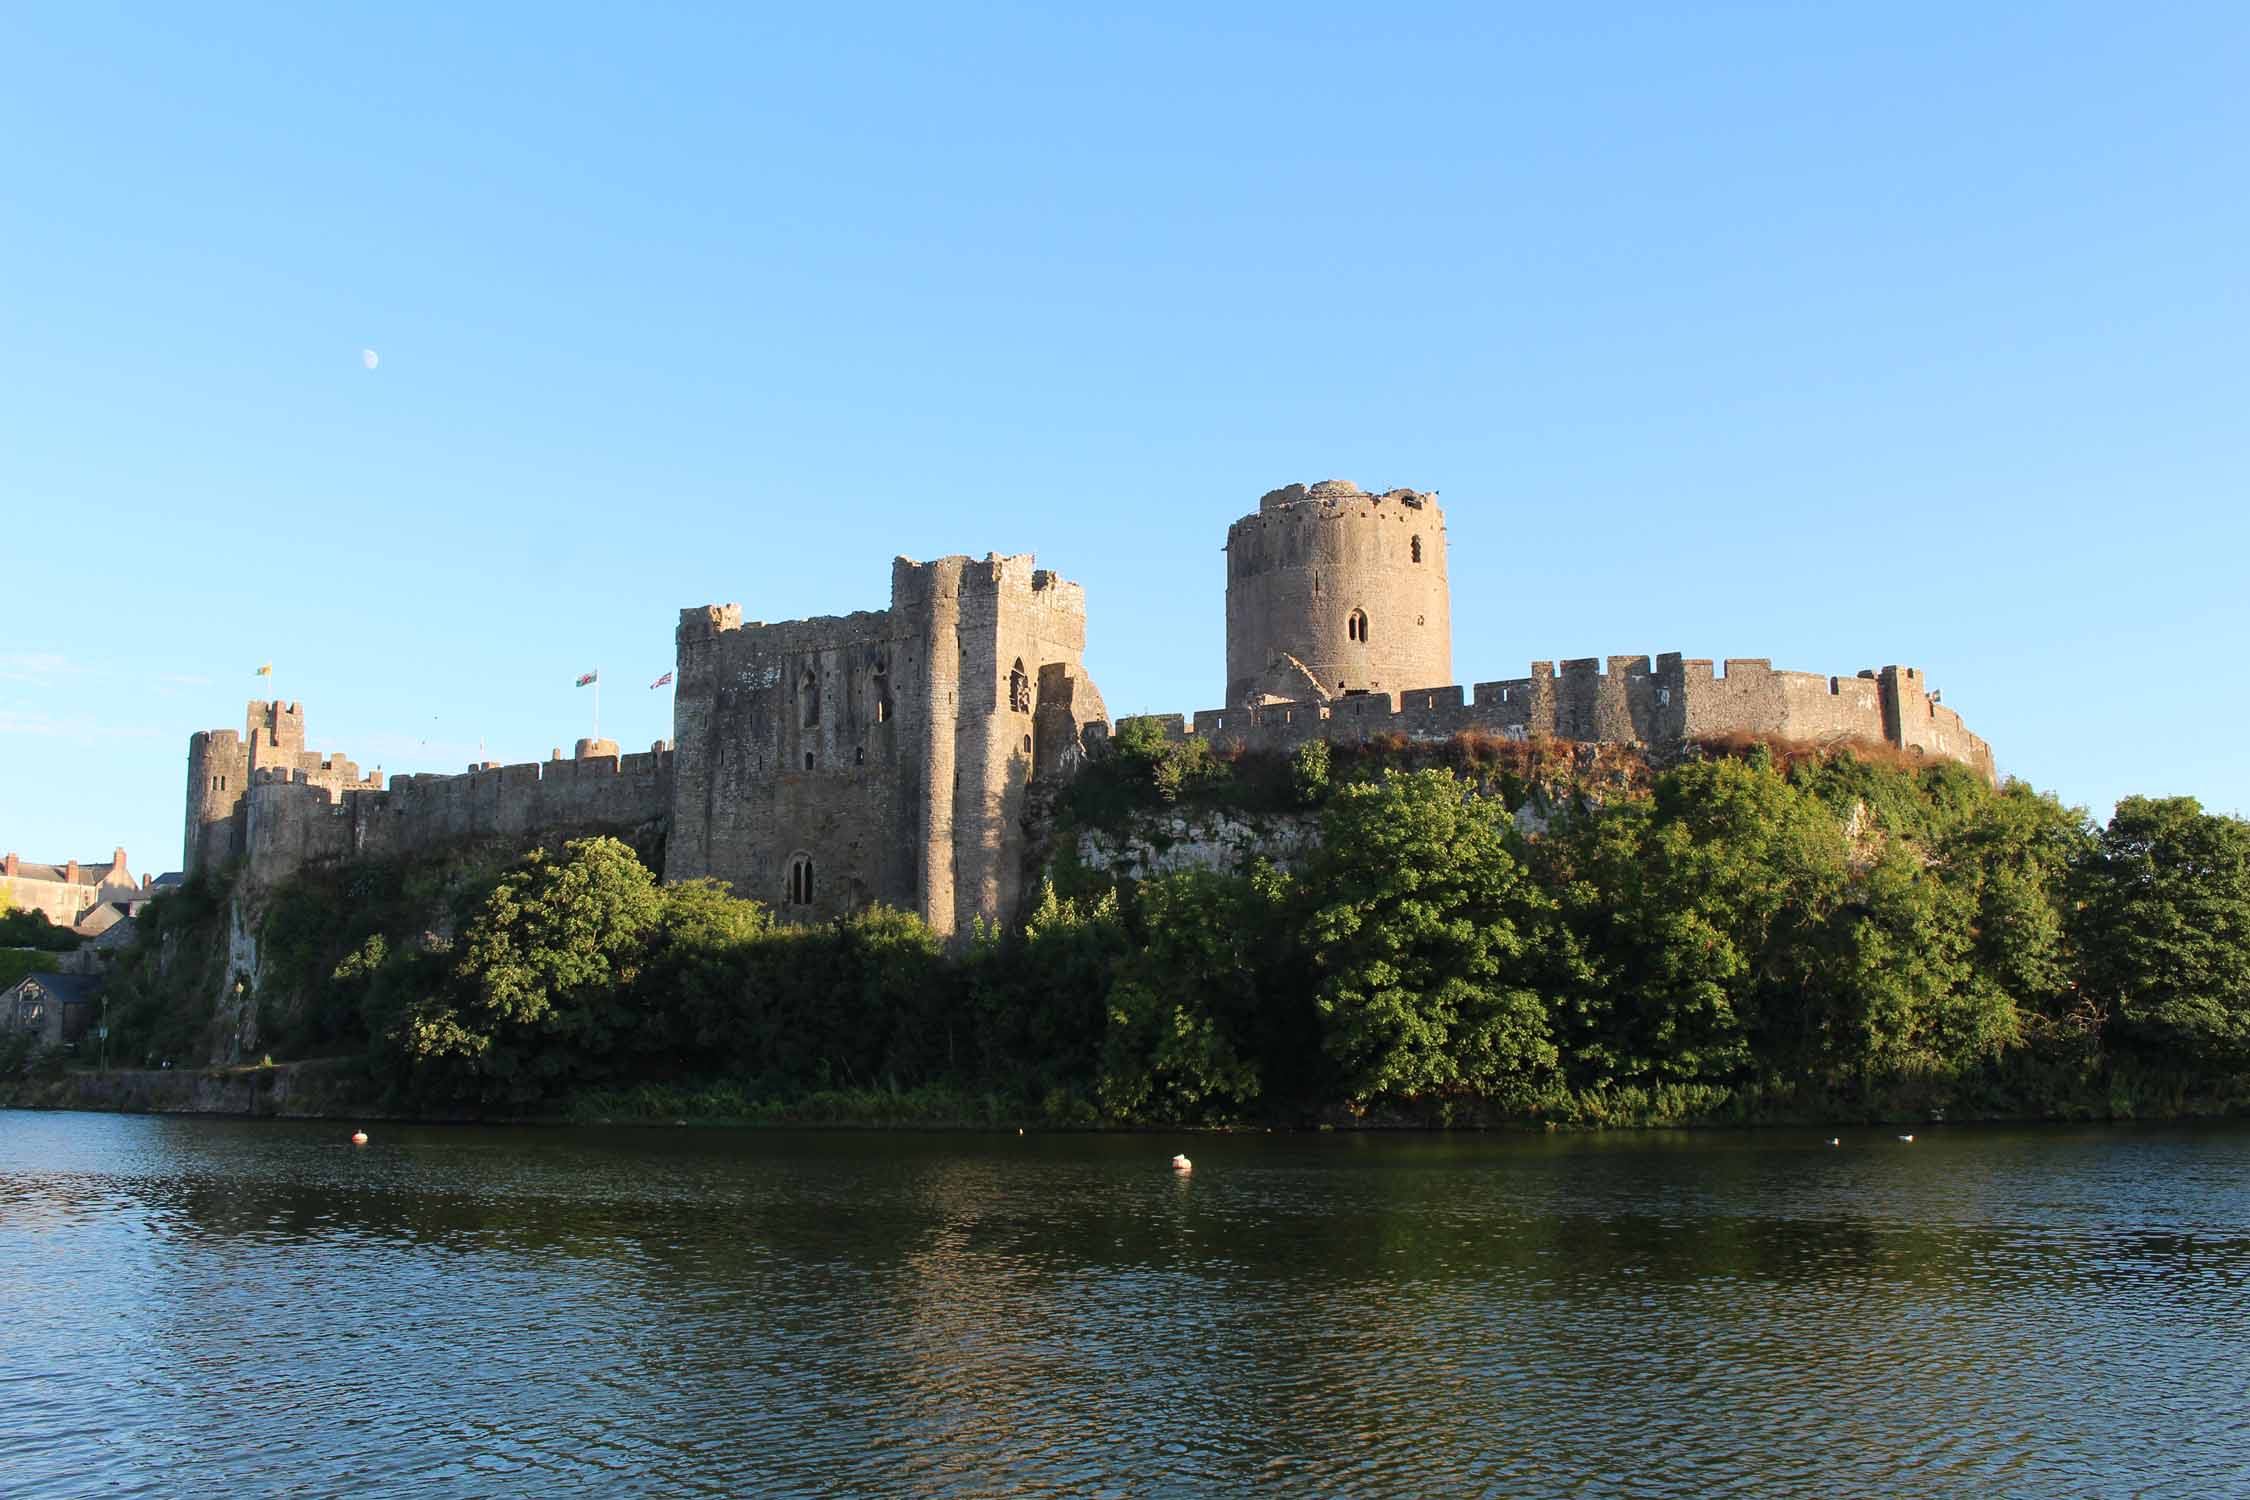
88 741 2250 1125
0 905 82 950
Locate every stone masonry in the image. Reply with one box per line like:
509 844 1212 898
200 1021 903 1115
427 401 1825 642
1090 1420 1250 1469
1227 481 1451 707
183 700 673 889
1126 481 1995 782
667 554 1107 935
180 481 1993 931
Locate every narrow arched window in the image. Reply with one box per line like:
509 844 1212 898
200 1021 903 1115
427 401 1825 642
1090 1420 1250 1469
800 667 820 727
1009 658 1031 714
787 854 814 906
1411 534 1423 564
1348 609 1369 643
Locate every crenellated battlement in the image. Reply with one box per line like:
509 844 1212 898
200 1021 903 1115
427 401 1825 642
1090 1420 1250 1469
666 546 1103 934
184 477 2003 931
1115 651 1995 782
189 698 677 885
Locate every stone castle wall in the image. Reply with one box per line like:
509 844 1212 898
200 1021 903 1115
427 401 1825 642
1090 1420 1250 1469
180 483 1999 930
1225 482 1451 707
239 742 673 884
1118 652 1996 782
185 698 673 889
666 553 1106 935
185 702 383 874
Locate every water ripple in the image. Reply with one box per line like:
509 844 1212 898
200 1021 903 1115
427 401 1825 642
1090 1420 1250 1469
3 1117 2247 1498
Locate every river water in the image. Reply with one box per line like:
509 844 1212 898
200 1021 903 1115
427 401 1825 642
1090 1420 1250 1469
2 1114 2246 1498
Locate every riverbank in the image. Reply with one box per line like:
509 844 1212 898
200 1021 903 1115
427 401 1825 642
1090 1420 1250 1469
11 1060 2248 1131
3 1059 383 1119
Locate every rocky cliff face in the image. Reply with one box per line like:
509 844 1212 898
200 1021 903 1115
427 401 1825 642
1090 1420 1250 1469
1074 808 1322 881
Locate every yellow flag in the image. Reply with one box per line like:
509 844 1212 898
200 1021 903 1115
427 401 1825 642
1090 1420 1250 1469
255 664 272 677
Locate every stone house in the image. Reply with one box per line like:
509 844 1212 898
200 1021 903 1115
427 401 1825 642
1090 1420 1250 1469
1 849 137 931
2 971 102 1050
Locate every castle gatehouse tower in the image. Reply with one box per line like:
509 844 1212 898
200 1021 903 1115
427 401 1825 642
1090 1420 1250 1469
1224 480 1451 707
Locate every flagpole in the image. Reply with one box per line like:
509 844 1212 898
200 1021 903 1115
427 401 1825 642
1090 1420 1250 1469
594 670 601 740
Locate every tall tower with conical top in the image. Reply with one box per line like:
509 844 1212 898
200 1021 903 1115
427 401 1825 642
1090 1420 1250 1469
1223 480 1452 707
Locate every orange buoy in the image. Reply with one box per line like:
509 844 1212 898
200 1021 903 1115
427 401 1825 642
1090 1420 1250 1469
351 1130 369 1145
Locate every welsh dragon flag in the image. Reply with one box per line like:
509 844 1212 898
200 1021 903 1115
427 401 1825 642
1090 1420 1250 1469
575 671 599 687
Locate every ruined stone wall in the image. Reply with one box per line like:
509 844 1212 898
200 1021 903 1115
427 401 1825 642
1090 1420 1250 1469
666 598 918 920
183 729 251 873
666 553 1106 936
1879 664 1990 775
1224 481 1451 708
185 703 360 872
189 699 672 889
1124 652 1996 782
239 743 673 889
920 554 1102 933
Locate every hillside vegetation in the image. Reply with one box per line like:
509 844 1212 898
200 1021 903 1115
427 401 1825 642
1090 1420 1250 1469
67 736 2250 1127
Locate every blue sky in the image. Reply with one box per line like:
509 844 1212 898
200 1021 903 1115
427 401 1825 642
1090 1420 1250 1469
4 2 2245 876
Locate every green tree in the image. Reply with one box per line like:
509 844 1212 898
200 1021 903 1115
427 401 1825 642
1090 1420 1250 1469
2076 796 2250 1068
1291 738 1332 805
1097 869 1272 1122
1541 759 1845 1094
393 836 663 1100
1305 769 1556 1110
967 879 1129 1103
1934 783 2091 1044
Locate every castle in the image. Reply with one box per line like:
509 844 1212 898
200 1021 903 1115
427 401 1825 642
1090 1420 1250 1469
183 482 1993 933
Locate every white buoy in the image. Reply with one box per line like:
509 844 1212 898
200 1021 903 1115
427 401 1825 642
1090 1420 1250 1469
1826 1137 1841 1147
1897 1133 1915 1143
1171 1153 1193 1173
350 1130 368 1145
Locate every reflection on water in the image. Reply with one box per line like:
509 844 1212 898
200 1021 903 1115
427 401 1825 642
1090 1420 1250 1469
3 1116 2245 1498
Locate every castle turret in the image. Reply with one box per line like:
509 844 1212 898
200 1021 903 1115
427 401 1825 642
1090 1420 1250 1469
245 699 307 772
183 727 251 872
1224 480 1452 708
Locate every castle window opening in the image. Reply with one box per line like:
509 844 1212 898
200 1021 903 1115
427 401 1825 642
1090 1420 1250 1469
804 751 815 771
800 668 820 728
876 695 891 723
1411 535 1423 563
1023 734 1032 754
1347 609 1369 643
855 746 865 766
787 854 814 906
1009 659 1031 714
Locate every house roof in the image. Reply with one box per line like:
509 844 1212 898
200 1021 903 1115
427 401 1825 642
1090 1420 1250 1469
86 915 139 950
74 903 131 937
3 972 103 1006
6 860 130 889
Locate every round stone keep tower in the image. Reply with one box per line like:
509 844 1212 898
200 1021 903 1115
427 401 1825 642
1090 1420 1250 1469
1224 480 1451 708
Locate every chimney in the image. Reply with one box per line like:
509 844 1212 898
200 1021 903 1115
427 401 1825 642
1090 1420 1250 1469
3 853 15 878
142 873 153 891
111 847 128 875
66 859 80 885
